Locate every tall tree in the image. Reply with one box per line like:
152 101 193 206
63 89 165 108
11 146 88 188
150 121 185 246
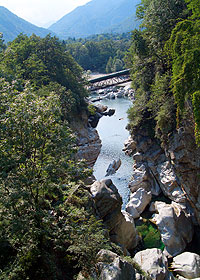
166 0 200 144
1 34 88 114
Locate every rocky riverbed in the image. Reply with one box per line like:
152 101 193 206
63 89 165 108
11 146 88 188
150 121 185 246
76 84 200 280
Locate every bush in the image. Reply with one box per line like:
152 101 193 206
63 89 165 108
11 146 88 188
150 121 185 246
136 221 165 250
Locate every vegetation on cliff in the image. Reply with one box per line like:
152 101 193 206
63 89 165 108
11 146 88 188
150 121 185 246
0 34 111 279
127 0 200 146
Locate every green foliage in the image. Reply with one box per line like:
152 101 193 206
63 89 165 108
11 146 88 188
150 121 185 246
148 73 176 139
87 104 96 116
193 91 200 145
126 0 188 142
166 1 200 144
127 90 149 130
0 80 109 279
1 34 88 114
123 256 151 279
137 0 188 54
185 0 200 19
136 221 165 250
66 33 131 73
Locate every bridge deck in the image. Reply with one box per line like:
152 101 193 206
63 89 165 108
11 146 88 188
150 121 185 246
88 69 130 83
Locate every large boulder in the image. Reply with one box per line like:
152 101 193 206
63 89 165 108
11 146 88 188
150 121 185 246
157 161 187 203
129 163 161 196
126 188 152 219
105 159 121 176
171 252 200 279
90 179 139 250
103 108 116 116
151 201 193 256
134 248 172 280
95 249 136 280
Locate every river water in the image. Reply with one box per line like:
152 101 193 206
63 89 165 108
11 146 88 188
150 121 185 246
93 97 133 208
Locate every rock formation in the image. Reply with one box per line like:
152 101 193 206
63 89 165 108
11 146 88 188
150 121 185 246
90 179 139 251
134 248 173 280
95 249 137 280
105 159 122 176
151 201 193 256
123 119 200 253
71 111 102 167
171 252 200 279
126 188 152 219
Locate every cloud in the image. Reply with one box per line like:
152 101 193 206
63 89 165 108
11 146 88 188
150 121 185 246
0 0 91 26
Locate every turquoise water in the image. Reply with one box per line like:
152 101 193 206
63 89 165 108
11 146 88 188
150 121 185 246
93 97 133 208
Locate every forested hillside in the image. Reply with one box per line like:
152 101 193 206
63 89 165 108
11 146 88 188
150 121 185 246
49 0 140 39
126 0 200 146
65 33 131 73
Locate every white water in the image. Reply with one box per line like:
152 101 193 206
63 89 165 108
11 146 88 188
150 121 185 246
93 97 133 208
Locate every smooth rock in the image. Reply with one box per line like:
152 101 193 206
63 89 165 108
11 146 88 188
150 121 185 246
151 201 193 257
106 159 121 176
157 161 186 203
116 91 124 98
134 248 170 280
129 163 161 196
123 136 137 155
107 92 115 99
133 152 144 162
76 126 102 167
91 179 139 250
95 250 136 280
126 188 152 218
171 252 200 279
103 108 115 116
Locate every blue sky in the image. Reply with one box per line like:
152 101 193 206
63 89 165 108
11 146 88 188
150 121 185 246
0 0 91 27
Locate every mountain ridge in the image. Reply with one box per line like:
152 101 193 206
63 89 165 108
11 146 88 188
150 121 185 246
49 0 140 39
0 6 54 42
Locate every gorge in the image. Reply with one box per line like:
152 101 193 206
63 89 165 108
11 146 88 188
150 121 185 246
81 83 200 279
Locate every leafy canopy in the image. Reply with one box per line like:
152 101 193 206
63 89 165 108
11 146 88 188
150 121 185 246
0 34 88 114
0 80 109 279
166 0 200 144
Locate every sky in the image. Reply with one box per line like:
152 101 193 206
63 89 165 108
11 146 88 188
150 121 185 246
0 0 91 27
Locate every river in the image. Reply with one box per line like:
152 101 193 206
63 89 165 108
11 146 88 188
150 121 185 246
93 96 133 208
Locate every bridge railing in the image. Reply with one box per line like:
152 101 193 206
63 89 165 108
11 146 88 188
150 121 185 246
88 69 130 84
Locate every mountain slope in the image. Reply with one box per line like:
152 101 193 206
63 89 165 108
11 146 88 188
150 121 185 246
49 0 141 39
0 6 53 43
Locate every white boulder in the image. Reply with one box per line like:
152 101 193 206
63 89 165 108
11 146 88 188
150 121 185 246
151 201 193 256
157 161 186 203
171 252 200 279
95 249 136 280
134 248 171 280
126 188 152 219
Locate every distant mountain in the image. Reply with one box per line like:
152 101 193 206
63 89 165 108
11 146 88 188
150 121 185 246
49 0 141 39
0 6 53 43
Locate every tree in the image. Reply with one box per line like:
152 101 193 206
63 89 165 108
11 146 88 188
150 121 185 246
1 34 88 114
0 80 108 279
166 0 200 144
126 0 188 140
106 56 113 73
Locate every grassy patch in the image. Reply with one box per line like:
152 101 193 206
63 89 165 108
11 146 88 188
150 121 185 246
136 220 165 250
